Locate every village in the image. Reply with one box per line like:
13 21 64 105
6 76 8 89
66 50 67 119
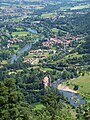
23 33 80 64
42 34 80 48
4 32 81 65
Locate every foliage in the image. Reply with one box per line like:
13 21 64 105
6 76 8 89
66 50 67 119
0 78 31 120
34 92 75 120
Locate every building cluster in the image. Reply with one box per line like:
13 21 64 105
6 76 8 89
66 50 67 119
42 34 80 48
23 58 35 64
29 49 55 54
75 12 87 15
8 38 23 44
7 38 23 48
23 49 56 64
22 34 80 64
42 37 62 47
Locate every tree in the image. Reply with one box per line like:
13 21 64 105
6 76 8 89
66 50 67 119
0 78 31 120
40 92 75 120
76 102 90 120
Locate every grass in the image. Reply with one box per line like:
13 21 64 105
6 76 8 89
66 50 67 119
1 60 8 65
16 69 23 73
67 73 90 99
41 12 56 18
4 17 22 22
52 28 59 33
10 17 22 22
71 4 90 10
10 45 19 48
40 67 53 72
32 103 45 111
8 71 16 75
16 27 24 31
12 31 29 37
65 52 83 59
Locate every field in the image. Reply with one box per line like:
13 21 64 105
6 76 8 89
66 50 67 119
52 28 59 33
16 27 24 31
32 103 45 111
67 74 90 99
10 45 19 48
23 50 54 64
1 60 8 65
65 52 83 59
40 67 53 72
71 4 90 10
12 31 29 37
41 13 56 18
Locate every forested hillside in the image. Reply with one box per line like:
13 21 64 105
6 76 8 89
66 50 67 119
72 13 90 64
72 12 90 34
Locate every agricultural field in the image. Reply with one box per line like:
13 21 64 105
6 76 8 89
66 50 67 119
65 52 84 59
71 4 90 10
41 12 57 18
52 28 59 33
12 31 29 37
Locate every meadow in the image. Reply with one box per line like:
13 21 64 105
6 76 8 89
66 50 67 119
67 73 90 99
12 31 29 37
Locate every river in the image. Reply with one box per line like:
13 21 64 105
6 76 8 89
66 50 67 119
52 79 85 107
60 90 85 106
11 28 39 64
11 43 32 64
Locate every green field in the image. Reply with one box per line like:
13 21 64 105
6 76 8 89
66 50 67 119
32 103 45 111
41 13 56 18
12 31 29 37
52 28 59 33
67 74 90 99
40 67 53 72
10 45 19 48
16 27 24 31
1 60 8 65
71 4 90 10
65 52 83 59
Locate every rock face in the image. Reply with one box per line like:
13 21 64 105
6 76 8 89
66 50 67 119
42 76 51 88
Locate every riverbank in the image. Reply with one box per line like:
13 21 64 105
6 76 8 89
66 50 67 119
64 74 90 99
57 84 77 93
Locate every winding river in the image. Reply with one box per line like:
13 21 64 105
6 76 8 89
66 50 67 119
11 43 32 64
52 79 85 107
60 90 85 106
11 28 38 64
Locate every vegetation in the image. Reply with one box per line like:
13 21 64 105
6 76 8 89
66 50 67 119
65 73 90 99
0 0 90 119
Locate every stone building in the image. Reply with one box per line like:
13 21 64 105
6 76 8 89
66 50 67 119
42 76 51 88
